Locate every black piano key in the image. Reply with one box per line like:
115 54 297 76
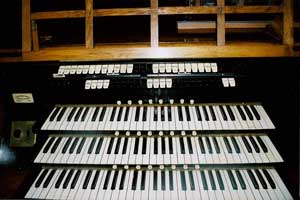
202 106 209 121
43 169 56 188
55 169 67 188
81 107 90 121
209 106 216 121
122 138 128 154
124 107 129 121
153 171 158 191
243 105 254 120
88 138 97 154
43 137 55 153
133 138 139 154
49 107 61 121
50 137 62 153
35 169 49 188
111 171 119 190
226 105 235 121
195 106 202 121
187 137 193 154
161 137 166 154
110 107 117 121
219 106 228 121
257 136 268 153
117 107 123 121
92 107 100 121
224 137 233 153
167 106 172 121
63 169 74 189
236 170 246 190
69 137 79 154
247 170 259 189
141 171 146 190
99 107 107 121
237 105 246 120
169 171 174 191
255 170 268 189
114 138 121 154
198 137 206 154
249 136 260 153
91 171 100 190
83 170 92 189
179 137 185 154
132 171 138 190
216 170 224 190
208 171 216 190
227 170 238 190
67 107 77 121
142 137 147 154
71 170 81 189
161 171 166 191
62 137 73 153
142 107 147 122
169 137 173 154
205 137 213 154
212 138 220 154
56 107 67 121
250 105 261 120
119 171 127 190
103 171 112 190
154 107 158 121
185 106 191 121
106 138 115 154
76 138 86 154
180 171 187 191
188 171 195 191
262 169 276 189
74 107 83 122
242 136 252 153
154 138 158 154
135 107 140 122
95 138 103 154
161 107 165 121
178 106 183 121
231 137 241 153
200 171 208 190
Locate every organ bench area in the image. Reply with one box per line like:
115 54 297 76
0 58 298 199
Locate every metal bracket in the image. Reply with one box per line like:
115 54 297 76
10 121 36 147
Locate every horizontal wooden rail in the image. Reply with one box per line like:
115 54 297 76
94 8 151 17
31 10 85 20
158 6 217 15
225 6 283 14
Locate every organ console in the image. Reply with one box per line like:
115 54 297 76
0 58 298 199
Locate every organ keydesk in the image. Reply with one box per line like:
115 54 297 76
0 58 298 199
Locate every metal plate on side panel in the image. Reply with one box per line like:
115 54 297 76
10 121 36 147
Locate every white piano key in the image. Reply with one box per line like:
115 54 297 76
188 106 196 130
103 170 115 200
136 137 143 164
232 106 249 130
239 170 257 200
182 137 192 164
137 107 144 130
67 170 86 200
35 137 54 163
260 136 283 162
176 171 186 200
240 106 256 129
95 170 109 200
156 170 163 200
222 105 235 130
72 137 86 164
41 107 58 130
215 106 229 130
110 170 122 200
58 107 72 130
114 137 124 164
128 138 137 165
117 171 130 200
84 107 96 130
218 137 234 164
133 171 142 200
80 137 93 164
163 137 171 165
60 137 75 164
51 137 67 164
130 107 137 130
101 137 113 164
211 171 225 200
199 106 209 130
125 171 135 200
103 107 114 130
181 106 189 130
245 136 263 163
108 137 118 164
269 169 293 200
208 137 220 164
170 137 178 164
247 105 263 129
215 137 227 164
156 137 163 164
193 137 206 164
175 137 185 165
66 107 79 130
202 137 213 164
123 107 133 130
185 171 196 200
222 170 240 200
233 137 249 164
252 136 269 163
237 137 255 164
74 170 89 200
227 136 241 164
259 169 280 200
232 170 248 200
157 107 163 130
212 106 223 130
204 170 217 200
53 169 70 200
256 105 275 129
142 137 151 165
162 106 170 130
169 106 176 130
174 107 182 130
121 137 132 165
89 171 105 200
251 169 271 200
229 105 242 130
149 137 156 164
39 169 61 199
25 169 47 198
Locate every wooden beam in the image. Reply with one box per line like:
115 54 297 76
151 0 159 48
85 0 93 49
94 8 150 16
217 0 225 46
225 6 283 14
22 0 31 52
31 21 39 51
31 10 85 20
283 0 293 46
158 6 217 15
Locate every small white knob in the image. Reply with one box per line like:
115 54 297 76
128 100 132 105
159 165 164 170
113 165 117 169
149 99 153 104
117 100 121 105
180 99 184 104
148 165 153 170
138 100 143 105
159 99 163 104
192 131 197 136
190 99 194 105
124 165 129 169
126 131 130 136
195 165 200 170
169 99 174 104
170 131 175 136
136 165 141 170
183 165 188 170
181 131 186 136
137 131 141 136
115 131 119 136
148 131 152 136
171 165 176 170
158 131 163 136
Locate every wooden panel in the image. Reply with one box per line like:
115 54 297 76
151 0 159 48
94 8 150 16
225 6 283 13
217 0 225 46
31 21 39 51
283 0 294 46
31 10 85 20
85 0 93 48
21 42 292 61
22 0 31 52
158 6 217 15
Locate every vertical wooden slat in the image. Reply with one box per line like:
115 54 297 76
22 0 31 52
217 0 225 46
151 0 159 48
283 0 293 46
32 21 39 51
85 0 94 48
